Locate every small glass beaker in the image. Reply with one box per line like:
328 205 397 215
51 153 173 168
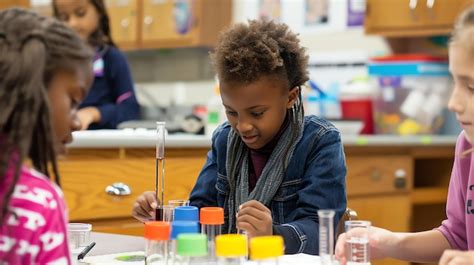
168 199 190 208
345 220 371 265
68 223 92 262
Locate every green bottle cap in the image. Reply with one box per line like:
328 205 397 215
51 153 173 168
177 233 207 257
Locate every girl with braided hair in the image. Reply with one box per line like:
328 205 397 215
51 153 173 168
0 8 93 264
133 19 347 255
53 0 140 130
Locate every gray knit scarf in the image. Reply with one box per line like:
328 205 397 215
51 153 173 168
225 102 304 233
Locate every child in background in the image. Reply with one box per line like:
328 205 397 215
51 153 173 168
0 8 93 264
336 6 474 265
132 19 347 255
53 0 140 130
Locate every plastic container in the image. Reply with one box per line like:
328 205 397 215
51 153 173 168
170 221 200 264
250 236 284 264
216 234 247 265
206 85 225 137
176 233 208 264
174 206 199 222
368 54 450 135
200 207 224 261
144 221 170 264
340 78 376 134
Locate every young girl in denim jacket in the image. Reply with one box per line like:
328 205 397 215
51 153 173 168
133 19 347 255
0 8 93 264
336 6 474 265
53 0 140 129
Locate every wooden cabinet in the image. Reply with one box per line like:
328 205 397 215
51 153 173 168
106 0 232 50
106 0 140 49
344 145 454 265
365 0 472 36
0 0 29 10
58 148 208 235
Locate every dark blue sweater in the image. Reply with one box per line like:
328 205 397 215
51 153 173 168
80 46 140 129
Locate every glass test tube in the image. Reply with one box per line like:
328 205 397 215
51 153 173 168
155 121 166 221
170 221 200 264
318 209 335 265
200 207 224 262
144 221 170 265
250 236 284 265
176 233 208 265
215 234 247 265
345 220 371 265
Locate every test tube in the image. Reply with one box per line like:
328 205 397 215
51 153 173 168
174 206 199 222
200 207 224 261
176 234 208 265
170 221 200 264
155 121 166 221
144 221 170 265
250 236 284 265
215 234 247 265
345 220 371 265
318 209 335 265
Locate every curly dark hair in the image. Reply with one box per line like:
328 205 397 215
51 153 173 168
211 19 309 89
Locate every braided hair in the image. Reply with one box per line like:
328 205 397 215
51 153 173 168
0 8 93 223
52 0 116 47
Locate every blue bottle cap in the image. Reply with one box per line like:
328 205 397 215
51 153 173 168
171 221 199 240
174 206 199 222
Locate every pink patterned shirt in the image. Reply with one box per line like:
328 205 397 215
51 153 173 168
0 165 71 264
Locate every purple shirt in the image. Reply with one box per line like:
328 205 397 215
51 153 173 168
437 131 474 250
248 117 289 192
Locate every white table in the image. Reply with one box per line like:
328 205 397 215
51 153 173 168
82 232 323 264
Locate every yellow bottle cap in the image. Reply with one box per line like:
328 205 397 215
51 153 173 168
250 236 284 260
215 234 247 257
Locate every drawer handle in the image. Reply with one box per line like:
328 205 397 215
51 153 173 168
409 0 418 20
394 169 407 189
105 182 132 196
120 18 130 28
426 0 436 19
144 16 154 26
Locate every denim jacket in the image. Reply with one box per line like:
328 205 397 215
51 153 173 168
189 115 347 254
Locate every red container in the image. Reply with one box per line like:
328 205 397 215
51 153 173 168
340 98 375 134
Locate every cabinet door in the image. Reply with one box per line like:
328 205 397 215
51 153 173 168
348 195 411 265
59 148 205 221
345 156 413 196
366 0 470 36
106 0 139 49
141 0 197 48
0 0 29 9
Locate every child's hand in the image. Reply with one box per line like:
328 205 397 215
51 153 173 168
335 225 393 265
132 191 158 222
77 107 101 130
236 200 273 239
439 250 474 265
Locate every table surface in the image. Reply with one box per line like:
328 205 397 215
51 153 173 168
83 232 323 264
